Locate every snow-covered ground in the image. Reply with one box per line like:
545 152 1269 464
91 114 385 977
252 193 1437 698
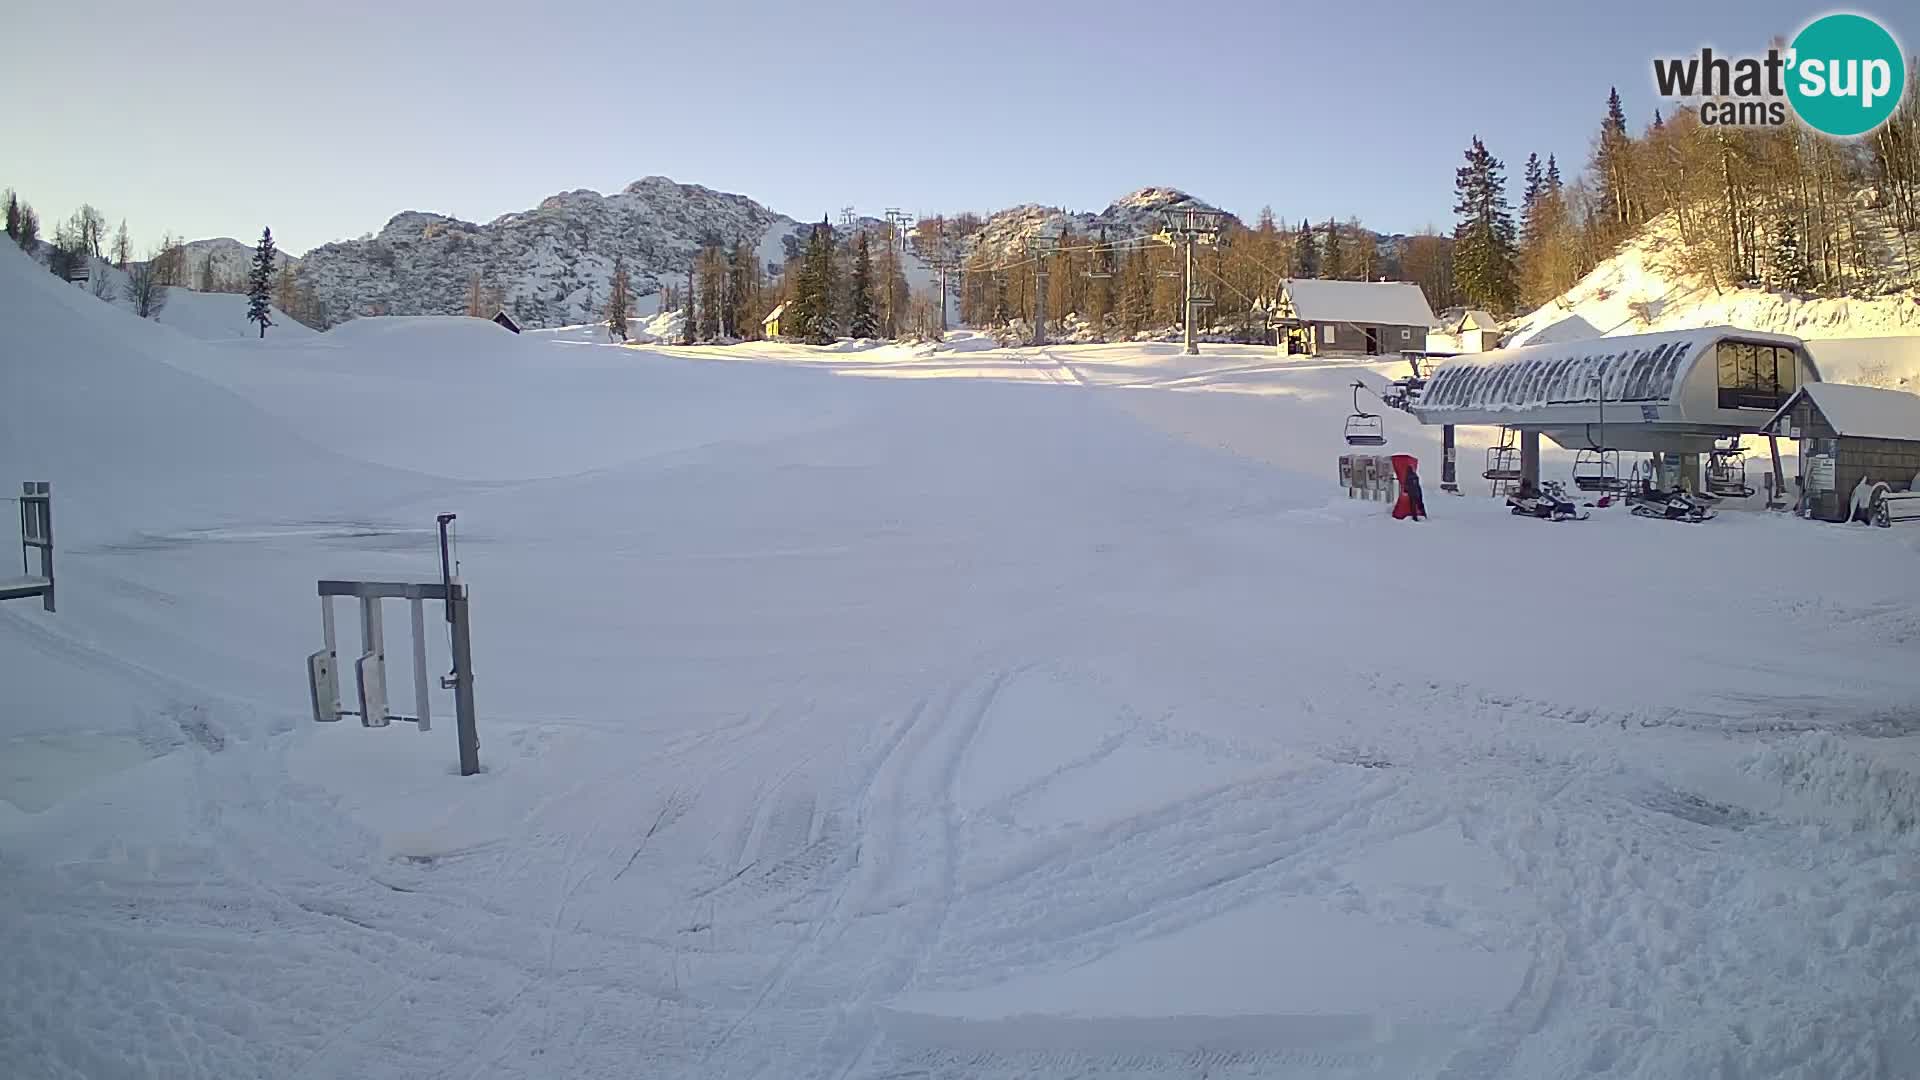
6 241 1920 1079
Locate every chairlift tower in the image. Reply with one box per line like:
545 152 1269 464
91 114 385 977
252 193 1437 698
1156 209 1227 355
1027 233 1060 347
884 209 914 254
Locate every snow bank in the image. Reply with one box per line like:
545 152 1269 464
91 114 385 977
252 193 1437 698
1744 733 1920 837
0 247 414 540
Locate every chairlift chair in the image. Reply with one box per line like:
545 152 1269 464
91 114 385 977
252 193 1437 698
1344 382 1386 446
1483 426 1522 496
1705 440 1755 499
1572 448 1623 494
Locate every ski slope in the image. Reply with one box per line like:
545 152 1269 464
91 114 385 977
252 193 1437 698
5 242 1920 1079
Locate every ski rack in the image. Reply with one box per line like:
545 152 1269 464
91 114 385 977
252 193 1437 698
309 514 480 775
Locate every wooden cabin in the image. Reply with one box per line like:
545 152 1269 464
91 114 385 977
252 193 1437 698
1274 279 1436 357
1765 382 1920 522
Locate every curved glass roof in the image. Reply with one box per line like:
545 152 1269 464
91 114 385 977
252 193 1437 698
1416 327 1805 414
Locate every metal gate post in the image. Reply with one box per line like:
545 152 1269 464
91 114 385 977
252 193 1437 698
1441 425 1458 493
449 585 480 776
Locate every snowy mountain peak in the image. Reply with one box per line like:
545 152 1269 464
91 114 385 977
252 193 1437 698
179 236 299 266
534 190 604 212
296 175 812 328
1103 187 1213 216
377 211 464 241
966 187 1238 263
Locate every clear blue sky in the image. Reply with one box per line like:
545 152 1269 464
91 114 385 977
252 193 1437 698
7 0 1913 256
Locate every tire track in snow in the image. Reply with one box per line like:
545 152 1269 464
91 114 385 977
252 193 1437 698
817 668 1012 1080
700 686 941 1070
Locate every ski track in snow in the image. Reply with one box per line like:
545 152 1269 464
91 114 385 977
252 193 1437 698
6 244 1920 1080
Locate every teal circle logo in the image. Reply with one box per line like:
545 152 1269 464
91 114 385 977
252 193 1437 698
1787 13 1905 137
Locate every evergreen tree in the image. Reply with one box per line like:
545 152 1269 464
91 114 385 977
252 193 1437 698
247 226 276 337
112 220 130 269
198 254 216 293
1292 218 1319 278
1545 154 1563 195
799 216 839 343
727 241 755 340
1452 136 1518 312
606 254 630 341
1763 217 1811 293
848 231 877 338
696 244 727 340
1592 87 1635 236
1320 218 1345 279
1520 153 1546 250
3 191 17 243
680 265 695 345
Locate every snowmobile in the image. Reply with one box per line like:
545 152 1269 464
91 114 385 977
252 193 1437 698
1626 485 1715 523
1508 480 1589 522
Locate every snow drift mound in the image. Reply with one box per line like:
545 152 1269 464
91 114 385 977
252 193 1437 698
0 246 418 541
1745 733 1920 837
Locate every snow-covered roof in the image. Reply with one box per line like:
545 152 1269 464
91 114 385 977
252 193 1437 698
1417 326 1806 415
1455 309 1498 332
1281 279 1436 328
762 302 787 324
1769 382 1920 441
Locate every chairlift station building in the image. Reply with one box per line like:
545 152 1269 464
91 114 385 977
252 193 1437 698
1408 326 1822 494
1411 326 1816 452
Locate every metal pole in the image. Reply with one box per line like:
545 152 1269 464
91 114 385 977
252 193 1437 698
1441 424 1458 493
410 596 431 732
449 584 480 776
37 483 52 613
1519 430 1541 495
437 514 457 624
937 261 949 334
1032 259 1047 347
1183 236 1197 355
1767 434 1787 510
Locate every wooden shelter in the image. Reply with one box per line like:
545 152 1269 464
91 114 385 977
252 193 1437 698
1765 382 1920 522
